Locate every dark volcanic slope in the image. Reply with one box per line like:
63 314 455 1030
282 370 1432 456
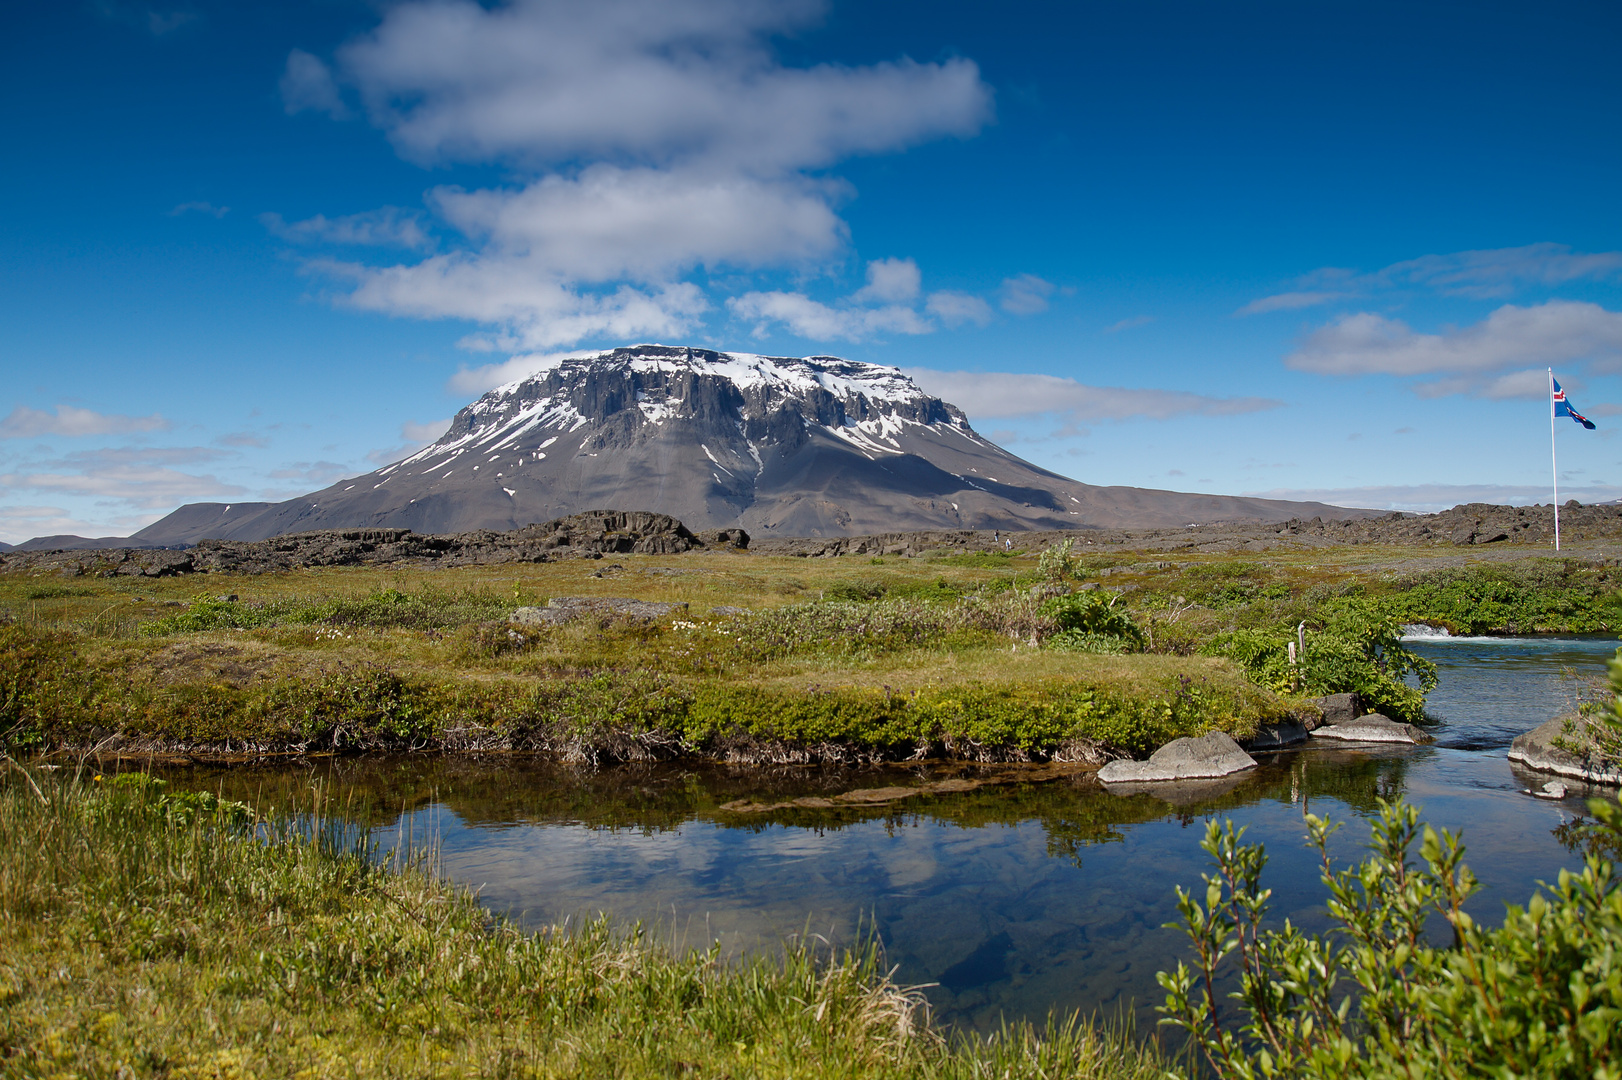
127 345 1371 544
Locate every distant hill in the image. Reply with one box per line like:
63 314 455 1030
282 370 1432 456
10 534 171 553
22 345 1379 550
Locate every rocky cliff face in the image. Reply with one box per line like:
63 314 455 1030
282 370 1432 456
125 344 1373 544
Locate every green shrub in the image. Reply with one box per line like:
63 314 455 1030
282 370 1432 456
1042 591 1145 652
1202 601 1435 723
1158 794 1622 1078
1380 561 1622 634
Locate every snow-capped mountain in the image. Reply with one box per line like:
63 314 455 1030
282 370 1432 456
130 344 1369 543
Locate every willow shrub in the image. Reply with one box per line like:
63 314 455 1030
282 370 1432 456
1200 599 1436 723
1158 660 1622 1078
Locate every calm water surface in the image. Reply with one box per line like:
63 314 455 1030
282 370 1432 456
176 635 1620 1032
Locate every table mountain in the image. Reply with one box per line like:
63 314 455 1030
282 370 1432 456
126 344 1370 544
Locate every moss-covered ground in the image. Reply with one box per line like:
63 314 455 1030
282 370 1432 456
2 541 1619 762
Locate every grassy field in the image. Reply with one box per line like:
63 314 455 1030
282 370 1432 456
0 769 1169 1079
3 542 1619 762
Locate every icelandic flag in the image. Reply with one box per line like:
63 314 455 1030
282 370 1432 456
1553 377 1597 429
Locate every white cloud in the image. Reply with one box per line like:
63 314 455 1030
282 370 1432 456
328 0 991 172
262 208 432 250
366 417 455 466
1412 367 1554 401
926 291 994 328
1286 301 1622 378
0 405 170 439
728 291 931 342
852 258 921 304
324 256 709 351
902 369 1282 422
1242 483 1622 515
281 48 348 118
282 0 992 351
998 274 1054 316
448 352 580 396
402 419 452 443
430 167 848 282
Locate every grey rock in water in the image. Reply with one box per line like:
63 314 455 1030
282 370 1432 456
1098 731 1258 784
1243 720 1311 750
513 596 691 626
1508 715 1622 785
1307 692 1361 730
1311 712 1432 744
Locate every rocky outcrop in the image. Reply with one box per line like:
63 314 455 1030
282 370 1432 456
1098 731 1258 784
0 511 729 578
1507 715 1622 785
1311 712 1432 744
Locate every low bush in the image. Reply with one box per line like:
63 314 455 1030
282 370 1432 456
1042 591 1145 653
1159 794 1622 1078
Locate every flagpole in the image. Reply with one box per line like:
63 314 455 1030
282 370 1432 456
1550 367 1561 552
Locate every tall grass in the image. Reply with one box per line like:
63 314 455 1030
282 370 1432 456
0 769 1167 1079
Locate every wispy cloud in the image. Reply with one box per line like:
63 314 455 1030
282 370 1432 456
262 208 432 250
1235 291 1350 316
1238 242 1622 315
0 405 170 439
1103 315 1153 333
903 369 1282 424
168 201 228 218
926 291 995 328
998 274 1055 316
0 465 245 509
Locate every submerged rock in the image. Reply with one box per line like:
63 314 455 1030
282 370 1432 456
1508 715 1622 785
1311 712 1432 744
1097 731 1258 784
1243 720 1311 750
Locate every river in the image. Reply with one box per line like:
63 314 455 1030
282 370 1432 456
170 634 1619 1034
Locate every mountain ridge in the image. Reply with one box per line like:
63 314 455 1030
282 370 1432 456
30 345 1379 547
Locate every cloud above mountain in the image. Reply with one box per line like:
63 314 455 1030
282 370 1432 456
280 0 994 348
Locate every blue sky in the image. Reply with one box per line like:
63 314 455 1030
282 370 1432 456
3 0 1621 543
